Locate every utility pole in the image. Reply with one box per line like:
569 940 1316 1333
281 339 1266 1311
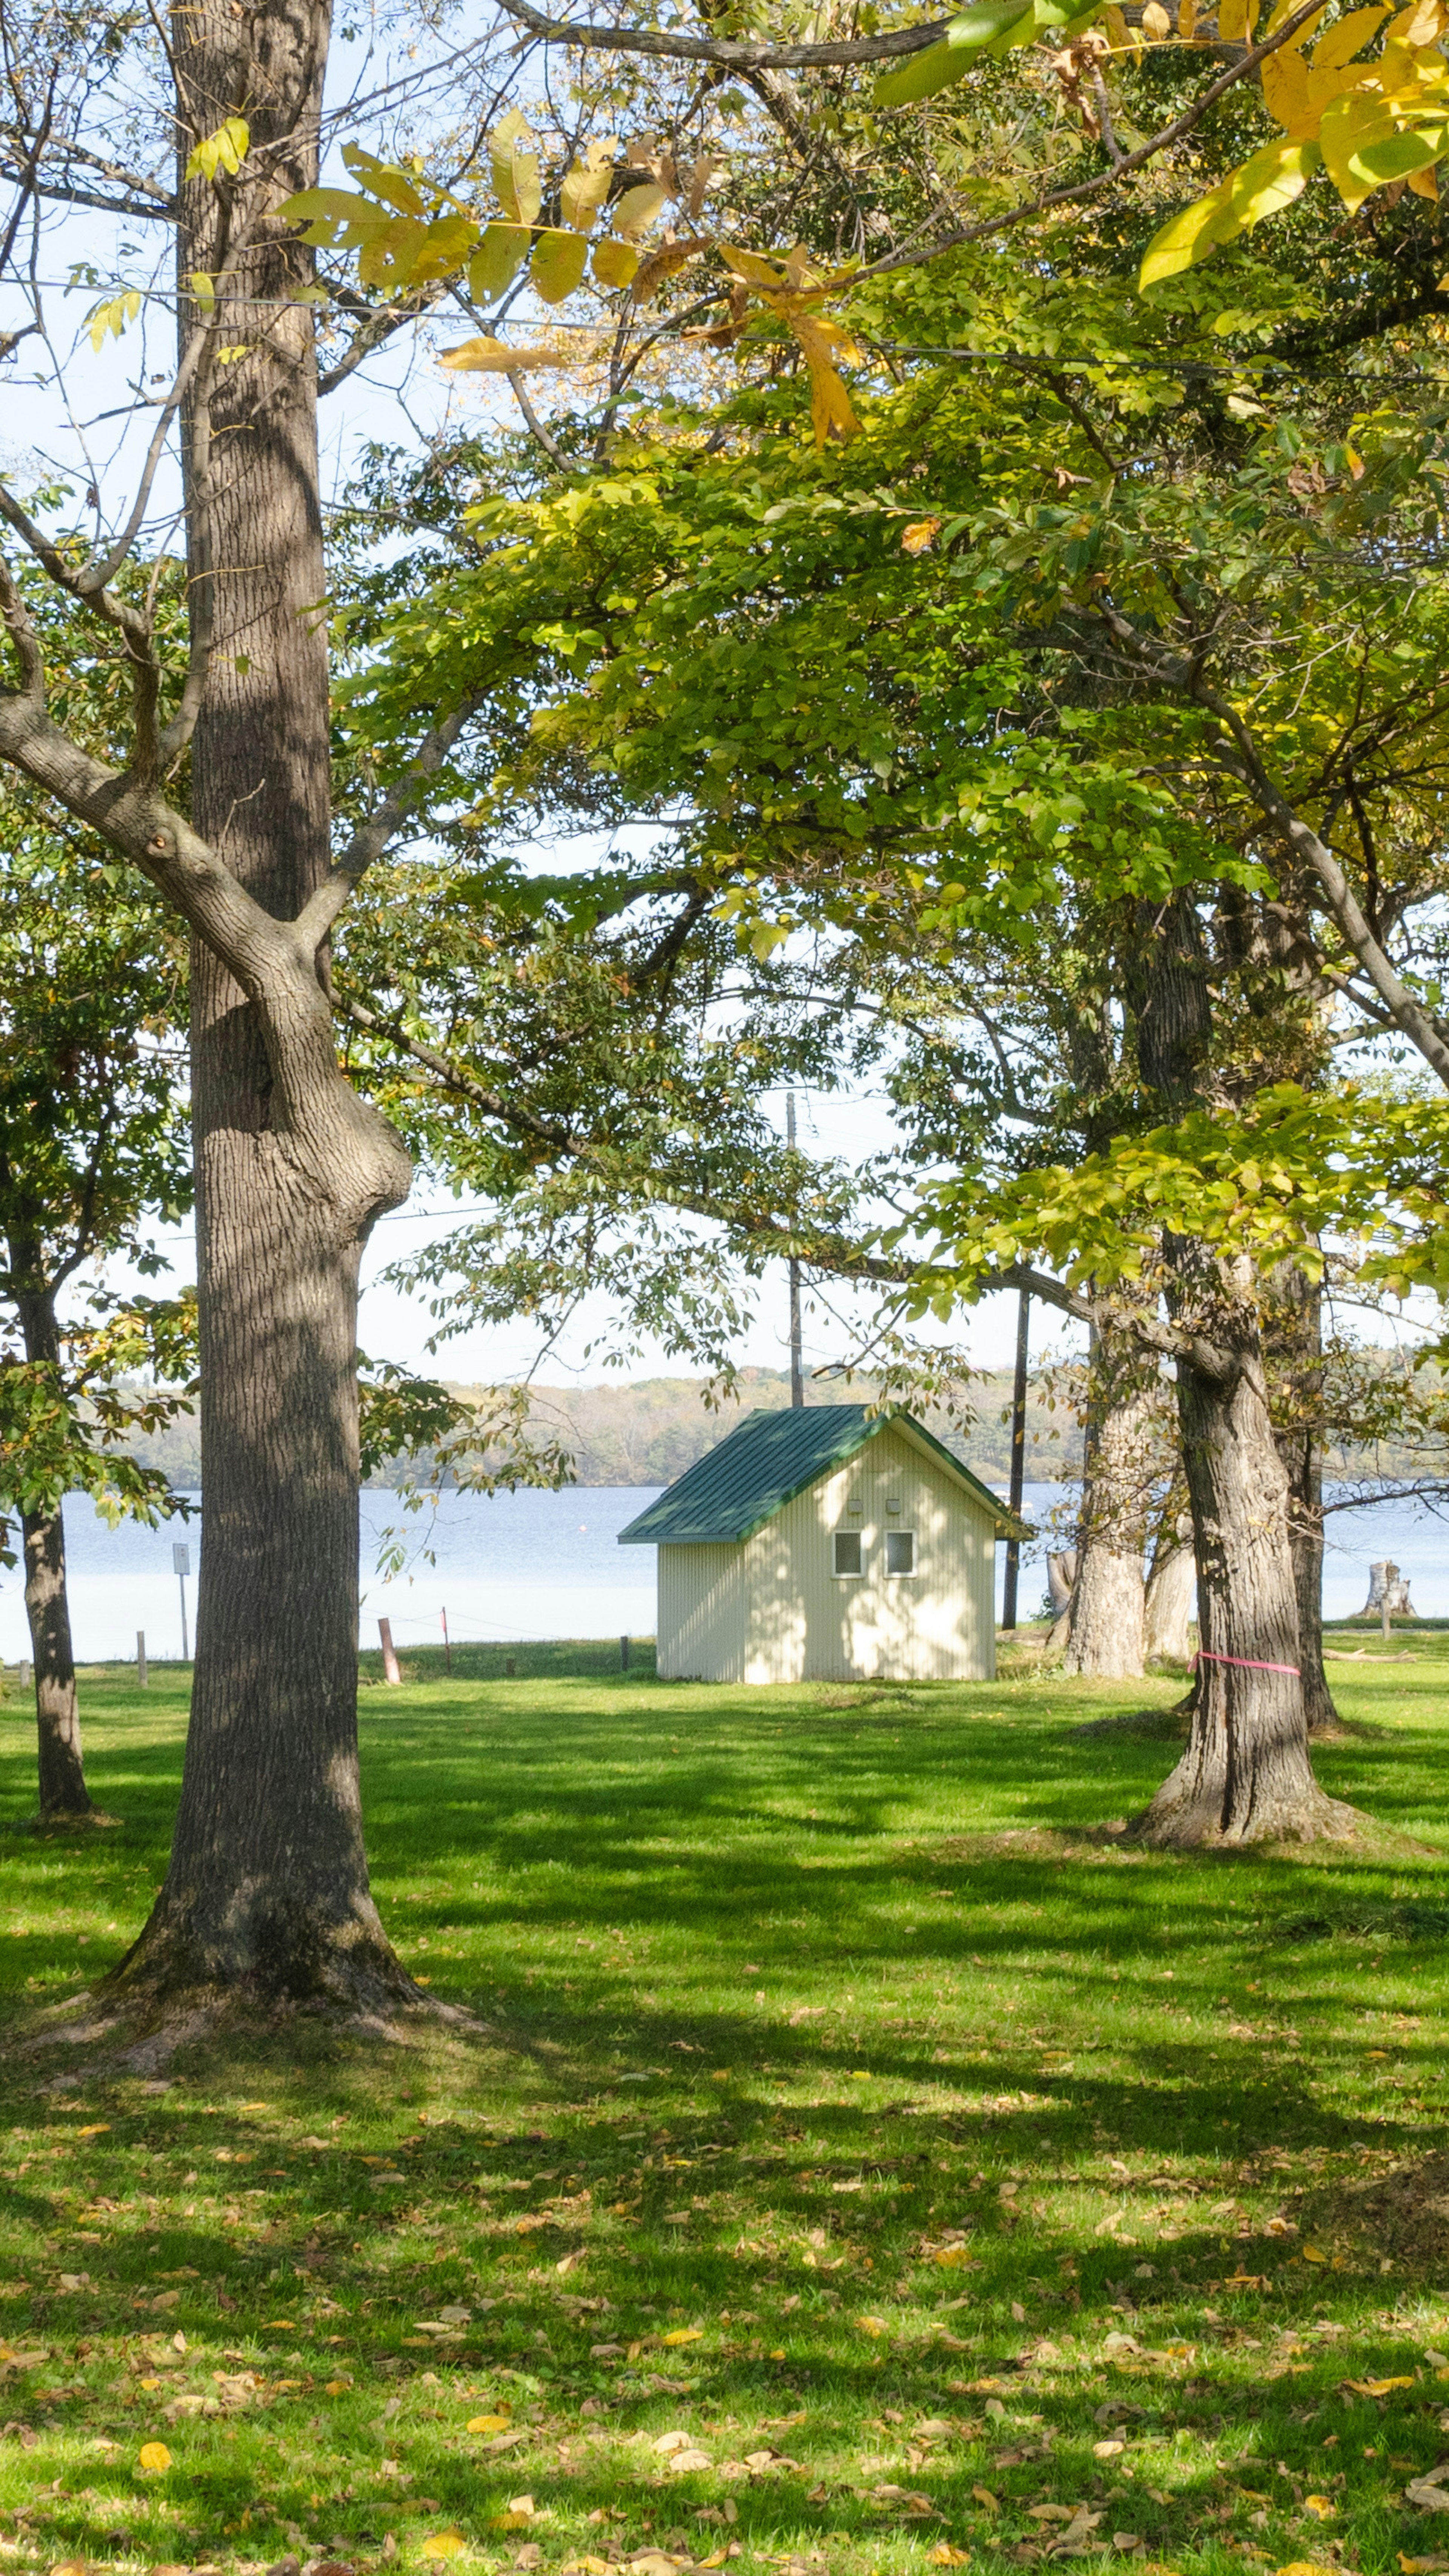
174 1541 191 1662
1001 1290 1031 1632
786 1091 804 1409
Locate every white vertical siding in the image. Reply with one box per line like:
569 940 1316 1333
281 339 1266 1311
657 1542 746 1680
742 1424 997 1683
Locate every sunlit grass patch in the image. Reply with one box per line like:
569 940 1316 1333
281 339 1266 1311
0 1641 1447 2576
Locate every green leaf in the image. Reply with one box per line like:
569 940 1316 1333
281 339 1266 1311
1138 138 1321 286
874 0 1033 100
469 223 531 300
530 228 589 304
185 115 249 183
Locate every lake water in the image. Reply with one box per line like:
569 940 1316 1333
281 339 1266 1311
1 1478 1443 1665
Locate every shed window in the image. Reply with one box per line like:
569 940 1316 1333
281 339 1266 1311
886 1529 916 1576
833 1529 863 1577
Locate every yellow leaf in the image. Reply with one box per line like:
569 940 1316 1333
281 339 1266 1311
1104 2 1137 38
930 2551 972 2567
611 181 669 240
469 223 531 300
439 336 577 373
491 109 540 227
561 138 618 234
138 2442 172 2471
1303 2497 1336 2520
1261 44 1316 134
74 2123 110 2137
531 228 589 303
934 2235 973 2259
1218 0 1260 34
421 2533 467 2559
972 2485 1001 2514
185 115 249 183
1409 158 1440 192
592 238 640 290
138 2376 161 2390
468 2413 512 2433
857 2314 889 2336
1302 2243 1329 2263
1178 0 1198 33
1358 2376 1415 2395
663 2327 704 2345
1311 6 1389 65
1142 2 1172 33
324 2379 351 2396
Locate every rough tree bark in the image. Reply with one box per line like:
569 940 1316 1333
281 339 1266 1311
1122 891 1351 1845
0 0 454 2019
1132 1238 1352 1844
104 0 420 2012
1064 1317 1153 1679
8 1232 93 1820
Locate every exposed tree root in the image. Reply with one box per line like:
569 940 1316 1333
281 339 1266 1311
22 1945 489 2079
27 1807 122 1833
1127 1771 1361 1848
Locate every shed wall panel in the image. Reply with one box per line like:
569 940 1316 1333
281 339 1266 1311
657 1542 746 1680
742 1423 995 1681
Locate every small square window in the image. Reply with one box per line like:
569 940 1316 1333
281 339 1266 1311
886 1529 915 1575
833 1530 862 1577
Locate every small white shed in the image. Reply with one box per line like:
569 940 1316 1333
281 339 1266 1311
619 1403 1024 1684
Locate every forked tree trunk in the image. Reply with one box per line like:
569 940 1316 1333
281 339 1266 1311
1064 1320 1153 1679
109 0 416 2013
1131 1239 1353 1847
8 1244 94 1820
1143 1511 1195 1662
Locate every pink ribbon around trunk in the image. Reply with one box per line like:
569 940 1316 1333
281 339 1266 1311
1195 1648 1301 1676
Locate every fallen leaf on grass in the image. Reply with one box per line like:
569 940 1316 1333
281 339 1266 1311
420 2534 467 2560
498 2498 536 2530
137 2442 171 2471
559 2559 613 2574
857 2314 889 2337
1348 2378 1415 2398
972 2487 1000 2514
1302 2498 1335 2521
468 2413 512 2434
663 2327 703 2346
1302 2246 1329 2265
1275 2564 1338 2576
930 2550 971 2567
1095 2440 1127 2460
74 2123 110 2137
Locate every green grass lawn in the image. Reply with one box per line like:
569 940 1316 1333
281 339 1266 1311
2 1641 1448 2576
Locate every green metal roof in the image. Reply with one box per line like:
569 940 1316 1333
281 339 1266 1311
617 1403 1030 1545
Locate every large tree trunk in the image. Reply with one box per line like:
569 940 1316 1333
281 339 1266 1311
8 1243 94 1820
1064 1319 1152 1679
1265 1255 1338 1735
109 0 416 2014
1131 1240 1352 1847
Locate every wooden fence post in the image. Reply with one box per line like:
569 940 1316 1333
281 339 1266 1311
378 1618 402 1685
